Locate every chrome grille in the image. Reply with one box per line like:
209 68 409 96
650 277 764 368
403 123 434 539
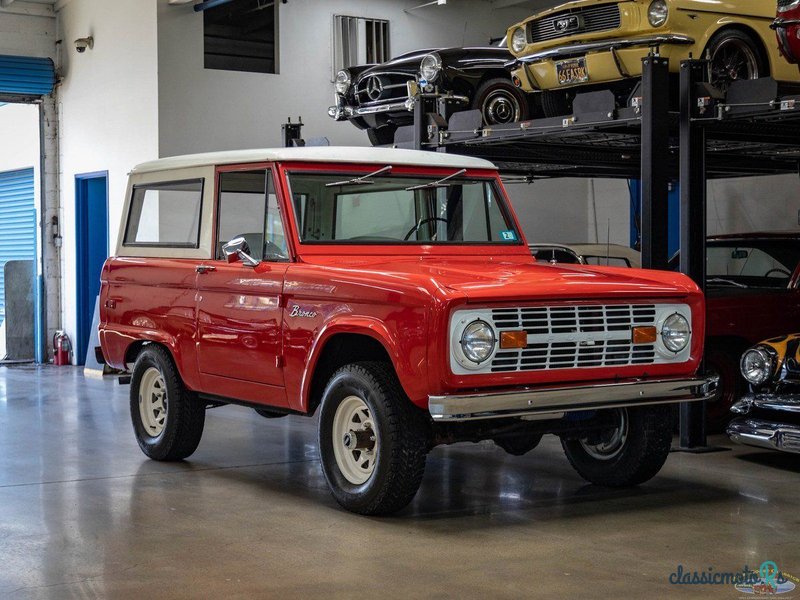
489 304 657 373
528 4 621 44
354 72 415 107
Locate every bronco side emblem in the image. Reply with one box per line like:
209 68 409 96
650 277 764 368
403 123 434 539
289 305 318 318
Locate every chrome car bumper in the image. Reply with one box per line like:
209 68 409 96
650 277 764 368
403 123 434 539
512 34 694 64
328 92 470 121
428 375 718 422
731 394 800 415
727 419 800 454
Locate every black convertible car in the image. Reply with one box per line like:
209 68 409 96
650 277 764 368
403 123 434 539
328 39 536 146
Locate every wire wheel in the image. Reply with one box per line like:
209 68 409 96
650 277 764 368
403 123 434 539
709 34 760 93
138 366 168 438
331 395 378 485
579 409 628 461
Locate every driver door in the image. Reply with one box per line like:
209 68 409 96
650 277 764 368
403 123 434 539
196 166 290 401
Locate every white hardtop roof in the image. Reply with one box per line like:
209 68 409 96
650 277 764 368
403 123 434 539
131 146 497 174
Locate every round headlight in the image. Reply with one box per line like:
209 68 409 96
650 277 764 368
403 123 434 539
511 27 527 53
661 313 690 353
334 70 351 94
740 347 774 386
648 0 668 27
420 53 442 83
460 320 496 364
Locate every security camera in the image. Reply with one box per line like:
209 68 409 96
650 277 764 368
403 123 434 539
74 37 94 53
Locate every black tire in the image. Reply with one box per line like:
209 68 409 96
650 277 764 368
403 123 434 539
254 408 288 419
471 77 530 125
561 406 672 487
318 362 430 515
130 345 205 461
705 29 767 93
704 342 747 433
367 126 396 146
541 89 574 118
494 433 543 456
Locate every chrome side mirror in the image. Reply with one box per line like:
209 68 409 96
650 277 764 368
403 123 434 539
222 236 260 267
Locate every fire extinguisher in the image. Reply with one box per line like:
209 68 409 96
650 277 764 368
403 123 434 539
53 331 72 366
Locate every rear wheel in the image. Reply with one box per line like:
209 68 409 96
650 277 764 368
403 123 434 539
318 362 430 515
705 29 766 93
561 406 672 487
471 77 529 125
130 345 205 461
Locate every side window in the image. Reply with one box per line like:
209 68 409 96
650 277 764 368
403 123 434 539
124 179 203 247
216 169 288 262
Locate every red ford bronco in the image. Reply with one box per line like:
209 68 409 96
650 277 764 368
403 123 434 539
99 147 716 515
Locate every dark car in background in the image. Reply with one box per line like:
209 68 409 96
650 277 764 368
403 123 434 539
328 40 535 146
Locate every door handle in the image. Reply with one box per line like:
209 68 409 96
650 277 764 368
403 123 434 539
196 265 216 274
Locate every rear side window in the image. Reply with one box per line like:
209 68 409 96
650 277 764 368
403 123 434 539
124 179 204 247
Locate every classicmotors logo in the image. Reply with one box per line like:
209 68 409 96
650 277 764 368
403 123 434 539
669 561 797 595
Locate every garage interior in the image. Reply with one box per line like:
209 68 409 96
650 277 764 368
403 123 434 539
1 0 799 597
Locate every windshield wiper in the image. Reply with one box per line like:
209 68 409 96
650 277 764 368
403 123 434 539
708 277 748 288
405 168 467 191
326 165 392 187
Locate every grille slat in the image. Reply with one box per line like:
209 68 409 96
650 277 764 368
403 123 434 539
489 304 657 373
527 3 622 44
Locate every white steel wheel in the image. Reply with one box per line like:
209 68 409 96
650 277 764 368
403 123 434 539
138 366 168 438
331 395 378 485
579 409 628 460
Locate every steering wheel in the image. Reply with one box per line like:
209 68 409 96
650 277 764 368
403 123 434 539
403 217 450 241
765 268 791 278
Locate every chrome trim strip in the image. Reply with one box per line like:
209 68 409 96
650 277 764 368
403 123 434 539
772 18 800 29
428 375 718 421
727 418 800 454
514 34 695 64
732 394 800 415
330 93 470 118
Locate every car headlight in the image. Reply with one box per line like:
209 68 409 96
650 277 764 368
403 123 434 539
648 0 668 27
334 70 351 94
511 27 527 53
420 53 442 83
661 313 690 353
460 320 496 364
740 347 774 386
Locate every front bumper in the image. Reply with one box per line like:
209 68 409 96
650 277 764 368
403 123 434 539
727 419 800 454
428 375 718 422
328 89 470 122
511 34 694 91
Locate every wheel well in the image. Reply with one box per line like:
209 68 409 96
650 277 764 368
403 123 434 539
124 340 161 368
307 333 393 415
706 24 770 77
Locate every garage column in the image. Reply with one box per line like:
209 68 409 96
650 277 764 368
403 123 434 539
39 95 61 362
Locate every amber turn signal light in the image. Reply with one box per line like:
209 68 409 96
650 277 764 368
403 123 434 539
500 330 528 349
632 326 657 345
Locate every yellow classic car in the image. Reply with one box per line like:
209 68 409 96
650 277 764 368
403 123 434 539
506 0 797 116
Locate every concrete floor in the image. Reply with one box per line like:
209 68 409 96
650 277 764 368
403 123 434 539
0 365 798 599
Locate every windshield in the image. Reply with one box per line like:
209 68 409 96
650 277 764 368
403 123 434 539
287 171 520 244
707 241 799 288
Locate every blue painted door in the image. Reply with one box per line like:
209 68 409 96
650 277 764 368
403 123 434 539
75 174 108 365
0 168 36 325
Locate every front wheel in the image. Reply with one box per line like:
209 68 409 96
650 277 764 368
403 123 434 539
561 406 672 487
705 29 766 93
318 362 430 515
130 345 205 461
471 77 529 125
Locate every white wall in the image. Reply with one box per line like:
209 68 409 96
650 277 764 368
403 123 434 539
0 2 56 58
156 0 543 156
708 175 800 235
57 0 159 362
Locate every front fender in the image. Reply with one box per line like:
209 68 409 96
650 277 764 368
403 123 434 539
298 316 428 413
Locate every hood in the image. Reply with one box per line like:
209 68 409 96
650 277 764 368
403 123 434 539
356 46 512 79
303 255 699 302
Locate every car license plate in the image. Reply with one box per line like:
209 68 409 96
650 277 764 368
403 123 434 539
556 58 589 86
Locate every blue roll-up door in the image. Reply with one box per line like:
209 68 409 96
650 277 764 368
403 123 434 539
0 168 36 324
0 55 55 96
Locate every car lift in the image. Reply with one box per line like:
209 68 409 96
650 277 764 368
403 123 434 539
395 55 800 450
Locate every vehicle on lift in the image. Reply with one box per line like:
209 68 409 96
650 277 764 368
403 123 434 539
530 242 642 267
99 147 716 515
328 39 535 146
506 0 799 117
773 0 800 65
727 333 800 454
